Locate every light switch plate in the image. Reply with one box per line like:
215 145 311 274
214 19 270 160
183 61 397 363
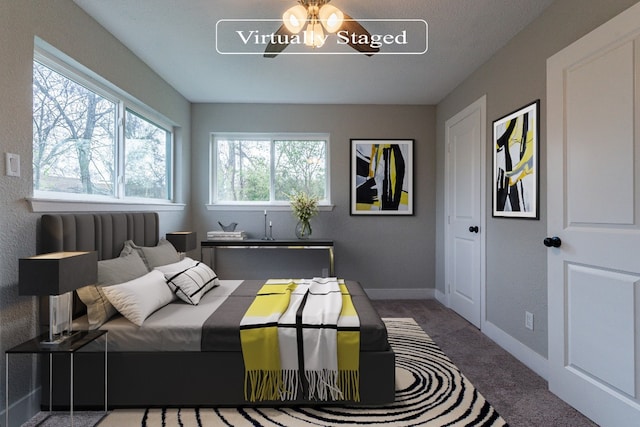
6 153 20 177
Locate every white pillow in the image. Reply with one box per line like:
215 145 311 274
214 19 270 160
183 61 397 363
154 257 199 275
102 270 174 326
77 251 149 329
158 257 219 305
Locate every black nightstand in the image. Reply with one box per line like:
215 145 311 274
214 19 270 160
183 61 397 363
5 330 108 427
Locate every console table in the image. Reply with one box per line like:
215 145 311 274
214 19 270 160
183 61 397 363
201 239 335 276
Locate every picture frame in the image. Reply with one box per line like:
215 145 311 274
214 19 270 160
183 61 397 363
350 139 414 215
492 100 539 219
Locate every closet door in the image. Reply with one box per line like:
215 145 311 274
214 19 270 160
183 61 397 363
445 96 486 328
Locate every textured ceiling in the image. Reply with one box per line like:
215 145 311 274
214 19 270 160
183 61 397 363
73 0 555 105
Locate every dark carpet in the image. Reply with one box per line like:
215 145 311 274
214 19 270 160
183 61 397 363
371 300 597 427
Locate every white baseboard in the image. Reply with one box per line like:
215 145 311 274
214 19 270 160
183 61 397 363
365 288 435 300
0 386 41 427
482 320 549 380
372 288 548 380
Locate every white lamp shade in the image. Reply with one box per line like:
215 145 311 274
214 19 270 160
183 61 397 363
304 22 325 47
283 5 307 34
319 4 344 33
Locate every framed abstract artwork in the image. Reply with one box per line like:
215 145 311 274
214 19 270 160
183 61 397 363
492 100 539 219
350 139 414 215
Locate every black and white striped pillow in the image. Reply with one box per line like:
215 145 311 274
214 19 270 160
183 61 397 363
162 260 219 305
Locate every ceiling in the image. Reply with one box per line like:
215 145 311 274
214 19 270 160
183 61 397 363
73 0 555 105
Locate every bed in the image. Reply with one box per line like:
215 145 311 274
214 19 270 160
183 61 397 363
39 212 395 408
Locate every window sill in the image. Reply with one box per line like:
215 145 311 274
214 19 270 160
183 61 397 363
206 204 335 212
27 197 186 213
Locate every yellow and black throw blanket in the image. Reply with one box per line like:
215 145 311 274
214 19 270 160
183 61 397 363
240 278 360 402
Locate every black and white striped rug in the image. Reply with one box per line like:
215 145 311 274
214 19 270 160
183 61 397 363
100 318 508 426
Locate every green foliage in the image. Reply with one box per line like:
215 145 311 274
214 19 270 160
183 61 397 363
215 137 326 203
289 191 319 222
274 139 326 200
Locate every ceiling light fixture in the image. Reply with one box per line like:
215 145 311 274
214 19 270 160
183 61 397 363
282 0 345 48
265 0 379 58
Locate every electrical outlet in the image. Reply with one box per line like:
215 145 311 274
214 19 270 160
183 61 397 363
525 311 534 330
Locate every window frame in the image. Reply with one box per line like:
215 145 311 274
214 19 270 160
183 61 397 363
30 39 179 212
209 132 332 210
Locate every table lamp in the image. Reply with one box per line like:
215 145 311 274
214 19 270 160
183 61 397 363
166 231 197 257
19 251 98 345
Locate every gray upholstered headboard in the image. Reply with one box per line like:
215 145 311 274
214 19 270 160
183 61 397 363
39 212 159 260
38 212 160 319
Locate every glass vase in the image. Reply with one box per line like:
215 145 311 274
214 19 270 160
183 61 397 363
295 220 312 240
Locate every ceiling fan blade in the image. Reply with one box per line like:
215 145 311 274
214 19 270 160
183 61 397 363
264 24 294 58
341 13 380 56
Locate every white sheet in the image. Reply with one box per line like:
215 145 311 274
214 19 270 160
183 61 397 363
75 280 244 352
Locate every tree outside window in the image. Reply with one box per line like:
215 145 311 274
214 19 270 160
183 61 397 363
33 61 116 196
32 58 173 201
213 135 328 204
124 110 171 199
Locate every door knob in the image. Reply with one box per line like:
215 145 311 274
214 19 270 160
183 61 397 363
469 226 479 233
543 236 562 248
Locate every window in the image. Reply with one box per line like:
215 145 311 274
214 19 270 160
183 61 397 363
212 134 329 205
32 50 173 203
124 110 171 199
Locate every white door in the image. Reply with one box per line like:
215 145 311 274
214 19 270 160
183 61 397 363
445 96 486 328
547 3 640 426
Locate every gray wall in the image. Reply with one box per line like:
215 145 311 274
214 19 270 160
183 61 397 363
0 1 191 424
192 104 436 293
435 0 640 358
